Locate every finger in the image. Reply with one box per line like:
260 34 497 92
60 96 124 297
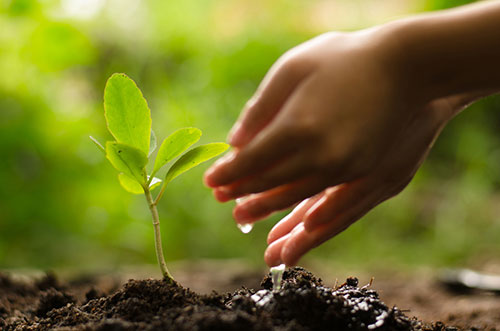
264 234 290 267
213 154 312 200
303 179 371 231
204 119 299 188
267 194 324 244
233 175 327 222
280 192 380 266
229 54 312 147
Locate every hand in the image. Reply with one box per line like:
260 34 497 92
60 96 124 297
264 93 479 266
205 30 417 210
205 30 430 215
203 27 491 266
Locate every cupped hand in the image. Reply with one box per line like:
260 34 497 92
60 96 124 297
203 29 477 266
264 93 478 266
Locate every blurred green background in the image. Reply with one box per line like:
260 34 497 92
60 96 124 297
1 0 499 273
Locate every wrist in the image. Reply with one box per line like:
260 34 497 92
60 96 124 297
376 2 500 104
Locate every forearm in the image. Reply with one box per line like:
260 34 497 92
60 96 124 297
382 1 500 103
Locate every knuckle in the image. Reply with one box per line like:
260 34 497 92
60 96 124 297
278 50 311 77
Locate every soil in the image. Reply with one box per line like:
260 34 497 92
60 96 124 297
0 266 472 331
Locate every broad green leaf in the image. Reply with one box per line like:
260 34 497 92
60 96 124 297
149 130 157 157
153 127 202 175
118 173 162 194
118 173 144 194
89 136 105 154
164 142 229 184
104 73 151 155
106 142 147 184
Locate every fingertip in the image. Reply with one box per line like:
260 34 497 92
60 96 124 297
203 151 237 187
203 165 222 188
203 173 216 188
234 197 272 222
265 235 288 267
264 247 281 267
233 204 252 222
213 188 232 202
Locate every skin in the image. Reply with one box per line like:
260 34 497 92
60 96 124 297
204 1 500 267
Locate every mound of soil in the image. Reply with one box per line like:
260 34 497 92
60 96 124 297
1 267 454 330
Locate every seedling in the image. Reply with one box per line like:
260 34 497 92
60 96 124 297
91 73 228 282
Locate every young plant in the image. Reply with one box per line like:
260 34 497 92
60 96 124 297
91 73 228 282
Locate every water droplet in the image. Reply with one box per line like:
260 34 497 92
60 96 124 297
270 264 286 292
237 223 253 234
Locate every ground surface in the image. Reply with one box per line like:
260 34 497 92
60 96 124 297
1 261 499 330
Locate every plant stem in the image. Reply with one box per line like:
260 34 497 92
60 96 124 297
154 183 166 205
144 188 173 282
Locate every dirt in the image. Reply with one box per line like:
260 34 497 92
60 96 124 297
370 271 500 330
0 266 469 331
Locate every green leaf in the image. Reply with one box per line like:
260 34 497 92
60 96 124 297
106 142 147 184
104 73 152 155
89 135 105 154
118 173 144 194
153 127 202 175
118 173 162 194
149 130 157 157
164 142 229 185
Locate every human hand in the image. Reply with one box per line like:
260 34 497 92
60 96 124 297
205 29 430 218
203 25 494 266
263 93 480 266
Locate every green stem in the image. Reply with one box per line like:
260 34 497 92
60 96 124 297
154 182 166 205
144 188 173 282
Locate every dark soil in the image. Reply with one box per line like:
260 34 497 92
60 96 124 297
0 267 464 330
